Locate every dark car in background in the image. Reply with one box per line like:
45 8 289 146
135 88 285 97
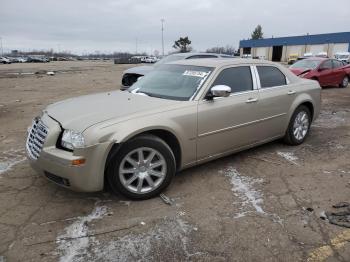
27 56 50 63
289 58 350 88
121 53 234 89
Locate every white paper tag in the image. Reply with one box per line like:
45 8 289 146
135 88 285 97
183 70 209 78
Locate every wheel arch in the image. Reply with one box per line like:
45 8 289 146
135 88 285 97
105 127 182 173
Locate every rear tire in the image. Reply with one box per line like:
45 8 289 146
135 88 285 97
340 76 349 88
106 135 176 200
284 105 311 145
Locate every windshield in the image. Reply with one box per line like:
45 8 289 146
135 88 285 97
154 55 184 66
130 64 213 101
290 60 321 70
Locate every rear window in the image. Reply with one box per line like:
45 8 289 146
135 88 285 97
257 66 286 88
188 55 217 59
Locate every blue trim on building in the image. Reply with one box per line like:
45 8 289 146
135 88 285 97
239 32 350 49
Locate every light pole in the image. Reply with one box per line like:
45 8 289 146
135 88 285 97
0 37 3 56
136 38 138 54
161 19 165 56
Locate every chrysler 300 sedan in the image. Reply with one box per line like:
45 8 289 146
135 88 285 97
26 59 321 199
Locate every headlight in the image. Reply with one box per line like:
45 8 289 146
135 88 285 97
61 129 85 150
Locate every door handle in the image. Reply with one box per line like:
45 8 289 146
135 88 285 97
246 98 258 103
287 90 296 95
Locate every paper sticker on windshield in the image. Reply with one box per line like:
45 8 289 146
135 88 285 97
183 70 209 78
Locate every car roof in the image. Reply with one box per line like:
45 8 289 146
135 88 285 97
302 57 328 61
168 58 273 67
169 52 230 58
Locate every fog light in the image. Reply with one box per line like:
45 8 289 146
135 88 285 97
71 158 86 166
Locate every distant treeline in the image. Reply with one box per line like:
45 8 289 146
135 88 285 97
206 45 238 56
5 49 148 59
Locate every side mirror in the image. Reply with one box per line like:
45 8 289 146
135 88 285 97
210 85 231 98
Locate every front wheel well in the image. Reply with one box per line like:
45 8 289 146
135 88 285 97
106 129 182 172
138 130 182 170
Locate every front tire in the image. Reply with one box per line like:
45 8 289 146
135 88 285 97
284 105 311 145
106 135 176 200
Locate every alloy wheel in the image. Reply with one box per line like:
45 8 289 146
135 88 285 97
293 111 309 141
119 147 167 194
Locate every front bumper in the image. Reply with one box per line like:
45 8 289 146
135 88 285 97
26 114 112 192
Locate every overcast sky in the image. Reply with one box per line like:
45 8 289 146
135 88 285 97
1 0 349 55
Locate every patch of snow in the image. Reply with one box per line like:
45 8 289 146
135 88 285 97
224 167 265 217
91 217 202 262
56 204 109 262
0 149 26 176
223 167 283 225
276 151 299 166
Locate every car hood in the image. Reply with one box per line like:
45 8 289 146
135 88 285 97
290 68 311 76
45 91 179 132
123 65 154 76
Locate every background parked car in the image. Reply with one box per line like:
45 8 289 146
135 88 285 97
0 57 11 64
334 52 350 64
27 56 50 63
289 57 350 88
288 54 299 64
121 53 234 89
144 56 158 63
316 52 328 58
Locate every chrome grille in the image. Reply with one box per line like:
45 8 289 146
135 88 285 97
26 118 48 160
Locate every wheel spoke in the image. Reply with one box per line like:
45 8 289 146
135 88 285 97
137 177 144 192
145 175 155 188
125 174 138 186
149 170 164 177
150 160 164 169
120 167 136 174
145 151 156 165
138 149 144 163
293 128 298 136
126 156 138 167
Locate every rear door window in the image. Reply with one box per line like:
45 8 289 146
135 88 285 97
332 60 343 68
320 60 333 70
212 66 253 93
257 66 287 88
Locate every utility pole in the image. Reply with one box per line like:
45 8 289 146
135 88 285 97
135 38 138 54
161 18 165 56
0 37 3 56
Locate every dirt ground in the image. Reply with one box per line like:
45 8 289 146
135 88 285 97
0 61 349 262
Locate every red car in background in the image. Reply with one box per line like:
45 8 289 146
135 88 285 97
289 58 350 88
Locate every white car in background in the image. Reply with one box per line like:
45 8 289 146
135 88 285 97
144 56 158 63
121 53 234 89
316 52 328 58
0 57 11 64
335 52 350 64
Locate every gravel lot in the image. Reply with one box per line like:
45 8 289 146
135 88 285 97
0 61 349 262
